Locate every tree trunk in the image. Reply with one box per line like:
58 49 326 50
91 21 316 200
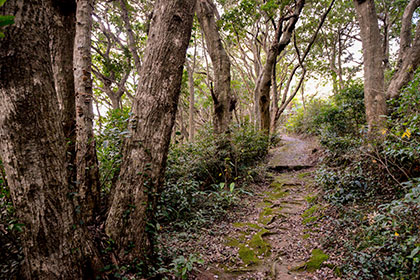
387 0 420 99
74 0 100 224
353 0 387 131
105 0 195 263
186 58 196 142
50 0 77 191
257 0 305 135
196 0 233 134
0 0 100 278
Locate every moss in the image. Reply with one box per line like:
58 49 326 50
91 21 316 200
258 207 277 225
256 201 273 208
291 249 329 272
225 237 241 247
233 222 262 230
302 233 310 239
297 172 311 179
249 229 271 256
270 176 288 188
304 194 317 203
270 181 284 189
238 246 260 265
302 216 318 225
302 204 324 225
302 205 321 218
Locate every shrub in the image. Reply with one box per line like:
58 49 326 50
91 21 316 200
343 178 420 279
285 81 365 140
95 108 131 193
158 122 269 231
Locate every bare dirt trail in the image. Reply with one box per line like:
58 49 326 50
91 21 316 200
192 135 339 280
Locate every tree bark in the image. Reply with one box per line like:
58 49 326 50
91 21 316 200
387 0 420 99
50 0 78 192
105 0 195 263
257 0 305 135
196 0 234 134
74 0 101 223
0 0 100 278
353 0 387 131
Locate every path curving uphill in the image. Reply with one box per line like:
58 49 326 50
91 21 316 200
193 135 338 280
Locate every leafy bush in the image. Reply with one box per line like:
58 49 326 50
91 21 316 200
343 179 420 279
384 68 420 179
285 81 365 139
313 71 420 279
95 108 131 193
158 122 269 231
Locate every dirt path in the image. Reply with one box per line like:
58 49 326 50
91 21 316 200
192 135 337 279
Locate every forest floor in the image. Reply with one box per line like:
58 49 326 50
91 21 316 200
163 135 343 279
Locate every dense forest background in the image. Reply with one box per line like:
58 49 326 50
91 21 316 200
0 0 419 279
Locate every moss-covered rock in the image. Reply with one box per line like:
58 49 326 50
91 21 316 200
291 249 329 272
238 246 260 265
249 229 271 256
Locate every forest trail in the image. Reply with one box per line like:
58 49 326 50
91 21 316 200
193 135 336 280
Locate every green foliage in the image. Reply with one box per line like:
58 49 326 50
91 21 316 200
285 81 365 140
0 160 23 279
343 179 420 279
0 0 14 38
384 68 420 176
95 107 131 193
312 70 420 279
168 254 204 280
157 123 269 231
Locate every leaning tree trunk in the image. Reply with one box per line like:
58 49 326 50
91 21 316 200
105 0 195 263
196 0 234 135
387 0 420 99
0 0 100 278
257 0 305 135
353 0 387 132
74 0 100 224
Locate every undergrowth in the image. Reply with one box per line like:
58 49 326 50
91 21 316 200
288 72 420 279
95 116 272 278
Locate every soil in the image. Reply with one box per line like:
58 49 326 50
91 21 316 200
165 135 342 280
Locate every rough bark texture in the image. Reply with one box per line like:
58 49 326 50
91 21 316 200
50 0 77 196
387 0 420 99
257 0 305 134
0 0 99 278
74 0 100 223
105 0 195 262
196 0 233 134
353 0 387 131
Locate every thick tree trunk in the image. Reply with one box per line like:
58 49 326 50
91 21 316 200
74 0 100 223
353 0 387 131
257 0 305 134
0 0 100 278
387 0 420 99
105 0 195 262
196 0 233 134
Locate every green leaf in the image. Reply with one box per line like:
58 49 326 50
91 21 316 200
409 246 420 258
0 0 6 7
0 15 14 27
